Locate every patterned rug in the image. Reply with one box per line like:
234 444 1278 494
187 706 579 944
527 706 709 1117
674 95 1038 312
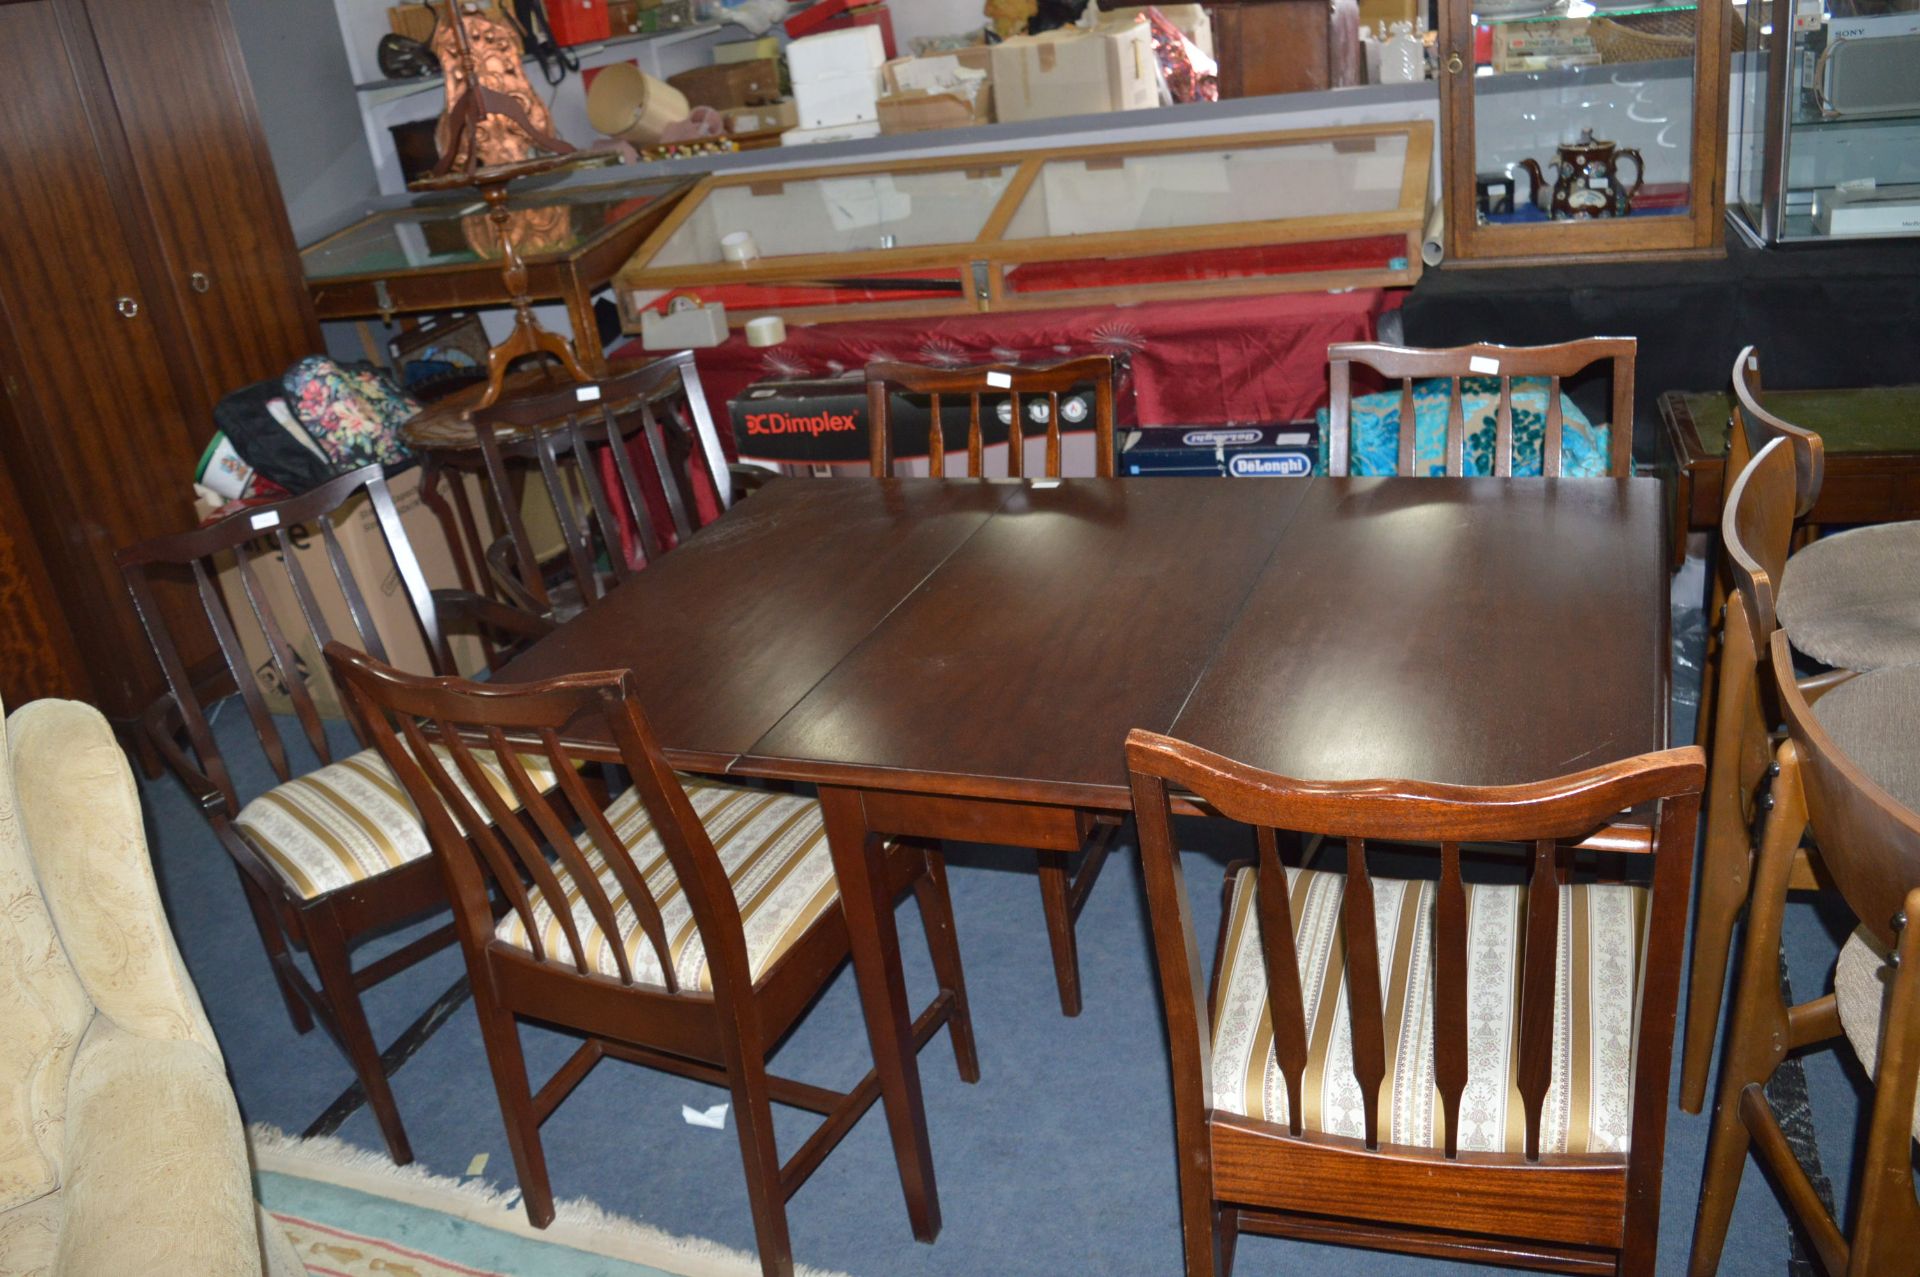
251 1126 853 1277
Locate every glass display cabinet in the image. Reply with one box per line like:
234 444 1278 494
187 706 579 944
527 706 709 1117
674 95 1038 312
302 176 693 367
1730 0 1920 244
1438 0 1730 261
614 122 1433 326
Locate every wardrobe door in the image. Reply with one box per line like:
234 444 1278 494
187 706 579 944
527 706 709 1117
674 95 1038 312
0 441 88 707
0 0 209 719
86 0 319 410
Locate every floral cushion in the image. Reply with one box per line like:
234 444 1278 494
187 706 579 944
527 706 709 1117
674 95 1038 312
282 356 417 471
1315 377 1612 477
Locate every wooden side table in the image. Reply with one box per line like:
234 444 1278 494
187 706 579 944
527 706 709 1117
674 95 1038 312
1658 384 1920 566
302 176 693 373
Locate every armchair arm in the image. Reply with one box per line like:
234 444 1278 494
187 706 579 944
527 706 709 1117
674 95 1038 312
433 587 556 641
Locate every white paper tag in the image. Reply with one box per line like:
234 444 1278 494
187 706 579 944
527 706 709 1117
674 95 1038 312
464 1153 488 1176
985 371 1013 389
576 385 602 402
682 1102 729 1129
1468 355 1501 375
249 510 280 530
1031 478 1061 489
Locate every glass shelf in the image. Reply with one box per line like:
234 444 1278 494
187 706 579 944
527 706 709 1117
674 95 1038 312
1473 0 1695 24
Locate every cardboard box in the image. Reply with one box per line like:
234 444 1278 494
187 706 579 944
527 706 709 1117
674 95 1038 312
877 86 991 132
793 71 879 128
786 25 886 84
1492 18 1595 71
667 58 782 110
714 35 781 64
726 100 800 134
780 118 883 145
1098 3 1214 58
1119 424 1320 477
206 465 495 720
731 376 1106 466
990 25 1158 122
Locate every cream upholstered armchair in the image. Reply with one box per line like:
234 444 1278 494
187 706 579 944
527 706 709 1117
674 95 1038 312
0 695 298 1276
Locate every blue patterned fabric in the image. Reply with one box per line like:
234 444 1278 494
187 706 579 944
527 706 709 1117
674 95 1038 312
1315 377 1612 477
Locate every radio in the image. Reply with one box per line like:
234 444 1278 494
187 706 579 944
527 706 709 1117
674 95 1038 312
1812 15 1920 120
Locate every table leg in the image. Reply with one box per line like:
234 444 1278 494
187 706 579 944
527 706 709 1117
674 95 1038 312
565 278 608 377
817 785 941 1243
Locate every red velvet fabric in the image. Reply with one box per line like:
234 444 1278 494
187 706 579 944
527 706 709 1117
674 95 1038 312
611 289 1398 455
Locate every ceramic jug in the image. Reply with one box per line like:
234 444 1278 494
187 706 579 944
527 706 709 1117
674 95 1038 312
1516 128 1645 219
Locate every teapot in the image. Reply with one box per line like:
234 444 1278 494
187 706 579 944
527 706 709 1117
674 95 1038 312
1515 129 1645 219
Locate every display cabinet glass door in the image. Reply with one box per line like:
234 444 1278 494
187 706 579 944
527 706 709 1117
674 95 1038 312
1442 0 1729 260
1730 0 1920 244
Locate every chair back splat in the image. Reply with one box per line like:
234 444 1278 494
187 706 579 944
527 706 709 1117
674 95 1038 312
471 352 730 616
865 355 1117 479
117 464 445 813
1326 338 1636 478
1126 728 1703 1274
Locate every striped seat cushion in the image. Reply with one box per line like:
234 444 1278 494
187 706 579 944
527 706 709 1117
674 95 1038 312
493 777 840 991
233 744 559 900
1210 865 1647 1156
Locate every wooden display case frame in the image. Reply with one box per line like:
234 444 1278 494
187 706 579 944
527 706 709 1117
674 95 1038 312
1438 1 1730 264
614 120 1433 328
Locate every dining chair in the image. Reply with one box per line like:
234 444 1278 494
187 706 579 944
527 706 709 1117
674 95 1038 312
1728 346 1920 675
864 355 1119 1016
1325 338 1636 478
327 645 979 1277
467 352 740 621
1126 728 1704 1275
865 355 1117 480
1689 627 1920 1276
116 464 551 1165
1680 436 1819 1113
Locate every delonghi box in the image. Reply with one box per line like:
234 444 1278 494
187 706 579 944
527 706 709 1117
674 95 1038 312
1118 424 1319 477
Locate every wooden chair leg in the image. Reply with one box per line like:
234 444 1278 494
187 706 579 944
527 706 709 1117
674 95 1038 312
474 989 555 1228
727 1054 794 1277
1688 744 1805 1277
235 866 312 1034
1680 615 1758 1115
1037 850 1083 1017
911 846 980 1083
1679 752 1754 1112
1212 1205 1238 1277
306 909 413 1166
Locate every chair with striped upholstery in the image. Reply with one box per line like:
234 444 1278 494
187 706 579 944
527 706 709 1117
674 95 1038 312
1126 728 1703 1275
327 645 978 1277
116 464 551 1165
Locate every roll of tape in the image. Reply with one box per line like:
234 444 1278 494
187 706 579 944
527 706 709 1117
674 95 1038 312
721 231 759 263
745 315 786 348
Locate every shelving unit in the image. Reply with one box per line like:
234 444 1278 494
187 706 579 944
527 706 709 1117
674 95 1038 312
332 2 736 193
1730 2 1920 244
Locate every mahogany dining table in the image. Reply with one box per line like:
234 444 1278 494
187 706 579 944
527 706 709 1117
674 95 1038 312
493 473 1670 1240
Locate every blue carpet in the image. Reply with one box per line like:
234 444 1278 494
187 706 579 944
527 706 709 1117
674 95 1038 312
135 554 1844 1275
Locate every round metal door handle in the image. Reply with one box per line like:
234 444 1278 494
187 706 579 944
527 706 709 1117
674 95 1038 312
116 296 140 319
1445 52 1465 74
189 271 211 294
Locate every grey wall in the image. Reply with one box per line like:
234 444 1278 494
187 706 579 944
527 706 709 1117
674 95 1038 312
226 0 380 243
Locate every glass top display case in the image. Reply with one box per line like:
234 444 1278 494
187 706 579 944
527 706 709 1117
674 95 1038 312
614 122 1433 326
1438 0 1730 261
1730 0 1920 244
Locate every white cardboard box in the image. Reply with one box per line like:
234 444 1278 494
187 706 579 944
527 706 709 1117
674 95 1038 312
793 70 879 128
786 26 886 84
989 24 1158 122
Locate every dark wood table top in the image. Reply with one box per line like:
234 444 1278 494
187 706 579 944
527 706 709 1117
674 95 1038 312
494 475 1669 807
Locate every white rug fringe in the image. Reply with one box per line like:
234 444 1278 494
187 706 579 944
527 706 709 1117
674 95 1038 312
249 1124 853 1277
